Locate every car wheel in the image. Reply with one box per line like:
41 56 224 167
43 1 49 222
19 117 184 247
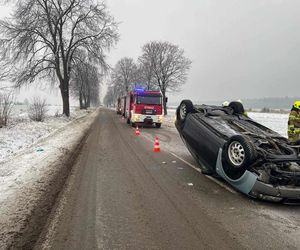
177 100 194 122
127 118 130 124
223 135 257 179
131 122 136 127
229 101 245 115
155 123 161 128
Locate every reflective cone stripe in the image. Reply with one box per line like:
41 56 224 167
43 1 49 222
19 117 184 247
135 126 140 136
153 137 160 152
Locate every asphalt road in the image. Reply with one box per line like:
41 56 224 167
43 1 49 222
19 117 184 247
35 109 300 250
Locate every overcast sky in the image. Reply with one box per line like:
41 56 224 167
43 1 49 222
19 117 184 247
106 0 300 104
1 0 300 105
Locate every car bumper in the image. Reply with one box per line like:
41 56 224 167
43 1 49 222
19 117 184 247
250 181 300 201
131 114 163 124
215 148 300 202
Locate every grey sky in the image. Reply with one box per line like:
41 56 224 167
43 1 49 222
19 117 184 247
106 0 300 103
1 1 300 105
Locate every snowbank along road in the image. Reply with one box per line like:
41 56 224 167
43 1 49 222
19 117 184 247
0 109 99 249
35 108 300 250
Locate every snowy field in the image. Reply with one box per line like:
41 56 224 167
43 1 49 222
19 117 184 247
0 105 92 163
165 109 289 137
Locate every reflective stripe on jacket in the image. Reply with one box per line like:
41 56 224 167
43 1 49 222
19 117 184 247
288 110 300 142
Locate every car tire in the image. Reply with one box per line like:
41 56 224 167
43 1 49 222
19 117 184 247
131 122 136 127
229 101 245 115
222 135 257 179
177 100 194 122
127 118 130 124
155 123 161 128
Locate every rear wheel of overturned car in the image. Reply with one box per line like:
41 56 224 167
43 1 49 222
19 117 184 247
223 135 257 179
177 100 194 122
229 101 245 115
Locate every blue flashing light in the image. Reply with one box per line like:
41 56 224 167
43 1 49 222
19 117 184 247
134 86 145 93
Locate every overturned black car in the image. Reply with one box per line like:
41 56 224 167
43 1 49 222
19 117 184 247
175 100 300 202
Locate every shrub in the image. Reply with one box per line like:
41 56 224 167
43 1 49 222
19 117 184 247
261 107 270 113
28 97 48 122
0 92 14 127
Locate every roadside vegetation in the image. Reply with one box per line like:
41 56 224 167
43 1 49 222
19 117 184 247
0 91 14 127
28 97 48 122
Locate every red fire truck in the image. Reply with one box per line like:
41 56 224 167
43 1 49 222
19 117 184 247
123 88 164 128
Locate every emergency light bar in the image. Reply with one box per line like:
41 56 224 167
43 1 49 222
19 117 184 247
134 86 145 92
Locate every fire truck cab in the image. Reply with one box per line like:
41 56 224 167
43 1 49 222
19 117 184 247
124 88 164 128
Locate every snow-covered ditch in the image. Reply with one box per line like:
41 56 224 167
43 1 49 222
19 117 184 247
0 105 90 163
0 106 99 249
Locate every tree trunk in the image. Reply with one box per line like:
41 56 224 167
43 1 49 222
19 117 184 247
83 93 87 109
86 86 91 108
59 81 70 117
162 91 167 115
79 91 83 109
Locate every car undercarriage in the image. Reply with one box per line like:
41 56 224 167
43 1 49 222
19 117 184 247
175 100 300 202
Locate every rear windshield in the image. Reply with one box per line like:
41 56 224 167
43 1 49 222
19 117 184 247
136 96 162 105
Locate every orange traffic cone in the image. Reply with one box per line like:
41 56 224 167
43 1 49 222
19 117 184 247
153 137 161 152
135 126 140 136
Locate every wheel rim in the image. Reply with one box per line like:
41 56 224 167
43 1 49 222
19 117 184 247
179 103 187 120
228 141 245 167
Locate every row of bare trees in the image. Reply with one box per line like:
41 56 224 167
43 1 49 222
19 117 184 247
105 41 192 115
71 51 102 109
0 0 119 116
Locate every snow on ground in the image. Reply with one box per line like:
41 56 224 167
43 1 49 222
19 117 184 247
0 105 92 163
164 109 289 137
248 112 288 137
0 108 99 248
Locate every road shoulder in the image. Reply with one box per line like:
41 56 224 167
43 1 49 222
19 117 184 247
0 108 100 249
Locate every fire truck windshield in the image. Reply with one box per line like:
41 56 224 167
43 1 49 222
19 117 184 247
136 95 161 105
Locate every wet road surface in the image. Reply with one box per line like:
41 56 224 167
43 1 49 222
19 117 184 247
35 109 300 250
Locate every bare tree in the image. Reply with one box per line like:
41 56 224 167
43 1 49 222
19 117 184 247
111 57 138 94
103 86 115 107
0 0 118 116
71 55 102 109
139 41 192 115
136 62 156 90
0 92 14 127
28 97 48 121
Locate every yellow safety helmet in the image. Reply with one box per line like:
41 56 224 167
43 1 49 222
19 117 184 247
293 101 300 110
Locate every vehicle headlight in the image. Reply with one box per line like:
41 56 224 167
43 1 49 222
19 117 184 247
133 114 141 121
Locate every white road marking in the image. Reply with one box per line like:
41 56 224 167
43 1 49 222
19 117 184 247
170 152 237 194
172 160 177 163
188 183 194 186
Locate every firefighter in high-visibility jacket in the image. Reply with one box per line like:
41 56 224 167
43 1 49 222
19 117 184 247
288 101 300 144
